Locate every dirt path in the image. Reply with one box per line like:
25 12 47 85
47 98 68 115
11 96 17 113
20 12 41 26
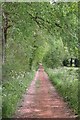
14 65 77 119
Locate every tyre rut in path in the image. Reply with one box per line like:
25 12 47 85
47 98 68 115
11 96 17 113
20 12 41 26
14 66 77 119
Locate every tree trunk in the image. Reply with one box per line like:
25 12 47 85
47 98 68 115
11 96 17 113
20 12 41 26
2 11 9 63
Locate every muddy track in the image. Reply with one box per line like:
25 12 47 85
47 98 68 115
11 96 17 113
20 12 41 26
14 66 77 119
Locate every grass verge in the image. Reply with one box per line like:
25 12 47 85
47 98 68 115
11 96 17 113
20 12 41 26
47 67 78 115
2 70 35 118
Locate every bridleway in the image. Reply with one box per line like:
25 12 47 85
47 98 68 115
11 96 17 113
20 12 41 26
14 65 77 119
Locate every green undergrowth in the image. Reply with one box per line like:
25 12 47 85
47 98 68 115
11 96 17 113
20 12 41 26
47 67 79 115
2 70 35 118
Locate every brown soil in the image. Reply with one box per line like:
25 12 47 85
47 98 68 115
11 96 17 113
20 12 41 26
14 66 77 119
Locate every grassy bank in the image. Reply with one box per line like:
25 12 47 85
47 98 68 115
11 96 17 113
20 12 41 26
47 67 78 115
2 70 35 118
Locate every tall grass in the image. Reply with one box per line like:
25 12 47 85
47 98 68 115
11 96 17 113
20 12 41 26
47 67 78 115
2 70 35 118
